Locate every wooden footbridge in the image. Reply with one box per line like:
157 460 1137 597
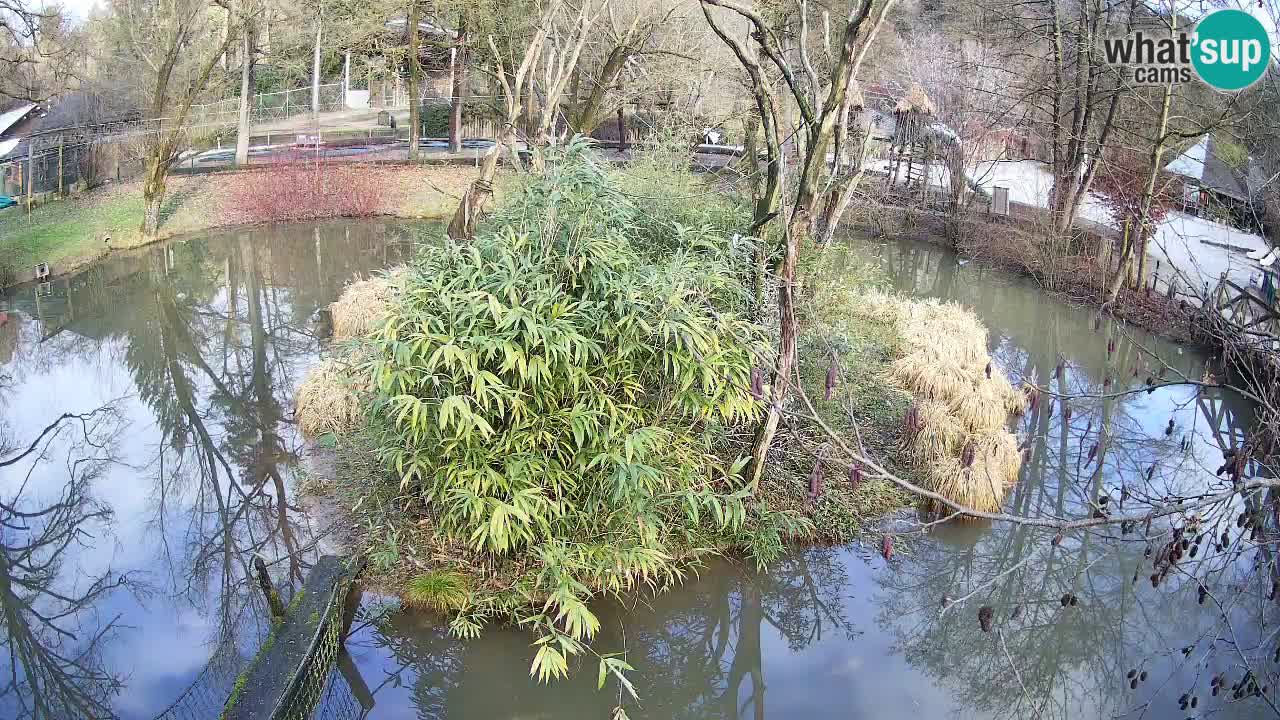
1194 273 1280 458
1205 276 1280 351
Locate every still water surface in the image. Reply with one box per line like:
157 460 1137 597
0 223 1269 719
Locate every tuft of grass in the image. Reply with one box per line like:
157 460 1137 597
329 271 402 341
403 570 473 613
295 357 365 439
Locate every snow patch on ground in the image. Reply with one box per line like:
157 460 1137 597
960 159 1272 295
1150 212 1270 291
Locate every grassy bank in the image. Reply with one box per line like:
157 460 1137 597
842 199 1196 342
0 163 480 288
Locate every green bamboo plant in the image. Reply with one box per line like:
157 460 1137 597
362 140 809 687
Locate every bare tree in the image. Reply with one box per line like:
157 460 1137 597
701 0 896 489
0 1 80 102
106 0 238 236
446 0 599 241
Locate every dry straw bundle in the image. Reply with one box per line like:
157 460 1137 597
295 357 365 438
330 266 408 341
894 84 937 115
855 290 1025 513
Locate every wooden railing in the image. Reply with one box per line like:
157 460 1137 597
1207 274 1280 351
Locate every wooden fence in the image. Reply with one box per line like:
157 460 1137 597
1206 274 1280 354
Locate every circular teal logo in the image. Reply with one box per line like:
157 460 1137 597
1192 9 1272 91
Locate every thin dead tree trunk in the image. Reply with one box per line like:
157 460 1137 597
446 3 560 242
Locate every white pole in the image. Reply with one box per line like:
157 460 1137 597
311 6 323 117
343 50 350 107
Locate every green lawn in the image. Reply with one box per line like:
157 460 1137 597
0 188 144 282
0 164 477 287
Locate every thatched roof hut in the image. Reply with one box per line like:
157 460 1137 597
894 84 936 116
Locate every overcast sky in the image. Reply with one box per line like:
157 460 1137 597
49 0 101 21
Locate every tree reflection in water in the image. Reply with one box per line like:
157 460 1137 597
0 220 416 718
0 406 128 719
360 548 857 720
857 237 1278 720
352 236 1279 720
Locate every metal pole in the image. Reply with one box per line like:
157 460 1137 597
343 51 351 106
57 137 64 196
26 140 34 218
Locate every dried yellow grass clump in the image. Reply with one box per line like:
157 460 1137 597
870 290 1025 513
330 266 407 341
296 357 365 438
909 400 964 464
947 381 1014 432
890 354 971 402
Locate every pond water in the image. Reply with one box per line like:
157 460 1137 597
0 223 1271 719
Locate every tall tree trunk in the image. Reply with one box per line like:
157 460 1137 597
571 44 628 135
311 8 323 122
235 25 256 167
141 152 168 237
1106 17 1175 304
448 18 468 154
407 0 421 160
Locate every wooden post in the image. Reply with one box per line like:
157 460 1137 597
26 140 34 218
254 554 287 620
616 107 625 148
57 137 64 196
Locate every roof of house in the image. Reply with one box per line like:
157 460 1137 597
1164 134 1254 202
0 103 37 137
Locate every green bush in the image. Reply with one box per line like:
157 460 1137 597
362 140 806 682
420 104 450 138
419 100 502 138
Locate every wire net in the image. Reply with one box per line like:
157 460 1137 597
273 571 369 720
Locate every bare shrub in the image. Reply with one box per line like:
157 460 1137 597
225 159 402 225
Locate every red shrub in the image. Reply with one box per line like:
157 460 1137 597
1094 151 1176 230
224 157 402 224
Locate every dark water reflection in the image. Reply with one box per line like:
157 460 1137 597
1 224 1272 720
0 220 414 719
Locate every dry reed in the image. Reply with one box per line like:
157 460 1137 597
866 290 1024 513
907 400 964 464
330 267 407 341
296 357 365 438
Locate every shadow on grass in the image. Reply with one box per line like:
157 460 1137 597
158 176 210 228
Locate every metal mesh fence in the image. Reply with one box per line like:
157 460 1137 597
189 84 348 128
150 641 252 720
270 567 368 720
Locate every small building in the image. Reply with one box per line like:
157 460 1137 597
1164 134 1261 231
0 94 128 198
0 102 40 196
